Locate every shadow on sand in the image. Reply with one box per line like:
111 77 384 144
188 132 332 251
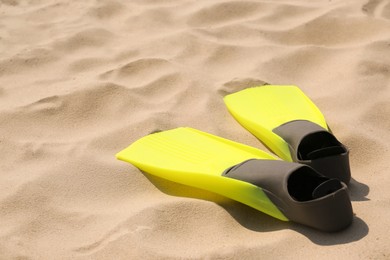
142 172 369 245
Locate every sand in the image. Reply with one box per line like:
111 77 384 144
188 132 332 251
0 0 389 259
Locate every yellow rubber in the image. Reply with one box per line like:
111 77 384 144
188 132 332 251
116 127 288 221
224 85 328 161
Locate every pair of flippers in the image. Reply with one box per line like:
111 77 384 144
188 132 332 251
116 85 353 232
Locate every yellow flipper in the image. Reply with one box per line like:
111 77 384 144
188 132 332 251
116 127 287 221
224 85 328 161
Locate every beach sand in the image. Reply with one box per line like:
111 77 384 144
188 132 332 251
0 0 389 259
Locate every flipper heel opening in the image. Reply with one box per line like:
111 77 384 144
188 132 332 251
223 159 353 232
273 120 351 184
299 131 345 160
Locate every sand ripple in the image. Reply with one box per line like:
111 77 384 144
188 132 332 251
1 0 389 259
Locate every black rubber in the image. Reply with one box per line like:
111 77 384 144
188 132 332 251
223 159 353 232
273 120 351 184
